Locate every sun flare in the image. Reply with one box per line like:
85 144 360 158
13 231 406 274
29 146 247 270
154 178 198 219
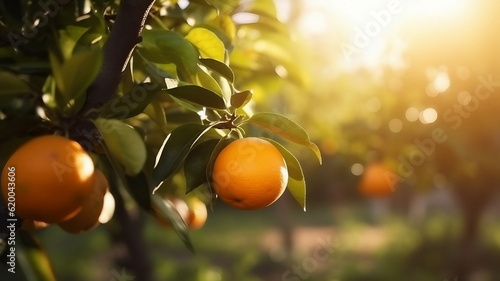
291 0 472 71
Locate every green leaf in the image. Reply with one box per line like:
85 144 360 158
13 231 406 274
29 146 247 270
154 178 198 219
140 29 198 75
184 139 219 193
205 135 233 190
143 101 168 132
196 65 223 96
49 48 102 106
263 138 306 211
153 123 211 188
247 113 322 164
167 85 226 109
263 138 304 181
94 118 147 175
17 231 57 281
0 71 32 96
185 27 225 62
102 83 162 119
287 178 306 212
124 171 152 212
230 90 252 108
199 58 235 82
151 195 194 252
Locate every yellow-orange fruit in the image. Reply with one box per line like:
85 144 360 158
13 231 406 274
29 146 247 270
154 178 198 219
1 135 95 223
212 137 288 210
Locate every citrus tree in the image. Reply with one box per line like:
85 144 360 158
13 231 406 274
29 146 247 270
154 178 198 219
0 0 320 279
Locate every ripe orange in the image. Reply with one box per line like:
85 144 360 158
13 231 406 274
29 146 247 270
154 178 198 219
358 163 397 197
58 170 108 234
185 197 207 230
1 135 95 223
212 137 288 210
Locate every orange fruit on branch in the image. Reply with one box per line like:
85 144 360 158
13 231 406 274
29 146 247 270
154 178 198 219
185 197 207 230
1 135 95 223
58 170 109 234
358 163 397 197
212 137 288 210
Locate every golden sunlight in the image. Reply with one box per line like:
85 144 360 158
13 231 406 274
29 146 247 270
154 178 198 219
292 0 473 71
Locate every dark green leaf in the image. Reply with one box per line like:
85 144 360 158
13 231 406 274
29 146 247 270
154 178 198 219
153 123 211 188
184 139 219 193
205 135 233 190
124 171 152 212
263 138 306 211
0 71 32 96
49 48 102 106
151 195 194 252
167 85 226 109
94 118 147 176
247 113 322 164
199 58 235 82
230 90 252 108
101 83 162 119
143 102 168 132
17 231 57 281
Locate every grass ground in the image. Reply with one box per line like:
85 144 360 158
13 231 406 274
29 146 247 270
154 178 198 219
3 200 500 281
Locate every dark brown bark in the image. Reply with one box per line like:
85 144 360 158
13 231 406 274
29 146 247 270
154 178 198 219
69 0 155 149
81 0 155 115
75 1 156 280
453 206 482 279
112 185 155 281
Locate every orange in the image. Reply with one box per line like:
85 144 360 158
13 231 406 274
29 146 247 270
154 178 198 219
358 163 397 197
58 170 108 234
185 197 207 230
212 137 288 210
1 135 95 223
156 198 190 228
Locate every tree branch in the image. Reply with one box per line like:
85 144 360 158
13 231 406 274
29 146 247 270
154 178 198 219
69 0 154 149
80 0 155 115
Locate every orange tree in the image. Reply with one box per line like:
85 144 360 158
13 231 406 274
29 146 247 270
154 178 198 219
0 0 320 279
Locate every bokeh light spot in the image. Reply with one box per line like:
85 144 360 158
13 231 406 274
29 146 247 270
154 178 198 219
419 108 438 124
405 107 420 122
389 119 403 133
351 163 364 176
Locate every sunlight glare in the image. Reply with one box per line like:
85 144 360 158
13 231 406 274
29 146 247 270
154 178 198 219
294 0 472 71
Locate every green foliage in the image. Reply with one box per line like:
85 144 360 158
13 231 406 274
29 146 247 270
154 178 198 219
0 1 317 277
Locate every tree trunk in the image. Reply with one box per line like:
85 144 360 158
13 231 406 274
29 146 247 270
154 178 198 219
452 198 484 280
111 189 155 281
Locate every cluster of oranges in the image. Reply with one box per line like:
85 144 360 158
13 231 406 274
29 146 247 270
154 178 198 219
1 135 114 234
1 135 292 236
